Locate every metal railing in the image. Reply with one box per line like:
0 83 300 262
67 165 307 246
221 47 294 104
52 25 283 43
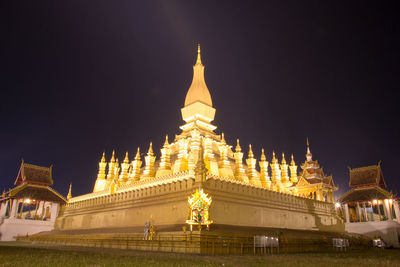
16 232 368 255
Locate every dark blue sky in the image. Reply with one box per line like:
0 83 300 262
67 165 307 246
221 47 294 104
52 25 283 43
2 1 399 199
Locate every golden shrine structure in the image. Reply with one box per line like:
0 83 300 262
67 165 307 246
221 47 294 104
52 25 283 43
55 46 343 236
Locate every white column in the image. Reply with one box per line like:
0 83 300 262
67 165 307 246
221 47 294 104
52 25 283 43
0 202 7 217
356 202 362 222
9 199 18 218
363 202 368 222
344 203 350 223
50 203 59 221
384 199 393 220
37 201 45 219
393 201 400 222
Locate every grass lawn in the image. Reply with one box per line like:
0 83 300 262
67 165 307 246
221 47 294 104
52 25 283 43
0 242 399 266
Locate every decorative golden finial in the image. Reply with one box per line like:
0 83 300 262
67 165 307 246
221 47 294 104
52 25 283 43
129 147 142 183
67 183 72 200
221 133 226 144
163 135 169 148
148 142 154 156
282 152 286 164
289 154 298 183
101 152 105 162
261 148 266 161
143 142 156 179
156 135 172 178
196 43 202 65
248 144 254 158
236 139 241 152
306 138 312 161
123 152 129 163
272 151 276 160
135 147 141 160
111 150 115 162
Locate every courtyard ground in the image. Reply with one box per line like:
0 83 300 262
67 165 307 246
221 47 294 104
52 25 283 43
0 242 399 266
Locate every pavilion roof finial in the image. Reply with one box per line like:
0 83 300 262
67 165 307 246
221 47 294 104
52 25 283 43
306 138 312 161
67 183 72 200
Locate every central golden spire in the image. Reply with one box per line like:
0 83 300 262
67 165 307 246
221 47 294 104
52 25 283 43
184 44 212 107
180 45 216 133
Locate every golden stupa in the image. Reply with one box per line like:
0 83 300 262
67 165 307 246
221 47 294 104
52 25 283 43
56 46 341 234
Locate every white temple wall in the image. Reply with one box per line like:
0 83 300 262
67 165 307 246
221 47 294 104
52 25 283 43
0 218 55 241
345 221 400 248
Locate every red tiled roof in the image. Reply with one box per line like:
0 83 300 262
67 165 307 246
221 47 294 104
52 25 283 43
349 164 385 188
14 161 53 186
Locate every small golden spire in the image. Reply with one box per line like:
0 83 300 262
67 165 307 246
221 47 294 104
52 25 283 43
111 150 115 162
129 147 142 182
143 142 156 179
135 147 141 160
67 183 72 200
196 43 202 65
221 133 226 144
236 139 241 152
123 152 129 164
101 152 105 162
261 148 266 161
147 142 154 156
163 135 169 148
291 154 295 166
248 144 254 158
282 152 286 164
272 151 276 160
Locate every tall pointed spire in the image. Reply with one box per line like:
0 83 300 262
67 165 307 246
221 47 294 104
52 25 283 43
218 133 234 179
196 43 202 65
270 151 282 191
129 147 142 183
181 45 216 132
234 139 248 183
290 154 298 183
306 138 312 161
184 44 212 107
119 152 130 183
246 144 261 186
67 183 72 200
142 142 156 179
221 133 226 144
107 150 116 180
93 151 108 192
156 135 172 178
259 148 271 189
280 152 290 186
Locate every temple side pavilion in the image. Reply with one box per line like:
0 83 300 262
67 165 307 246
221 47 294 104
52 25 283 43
0 161 66 241
338 163 400 247
54 46 343 242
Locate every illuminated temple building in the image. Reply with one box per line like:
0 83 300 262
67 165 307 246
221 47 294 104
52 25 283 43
55 46 342 234
338 163 400 247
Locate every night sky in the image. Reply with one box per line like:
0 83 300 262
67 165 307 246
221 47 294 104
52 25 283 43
2 1 399 199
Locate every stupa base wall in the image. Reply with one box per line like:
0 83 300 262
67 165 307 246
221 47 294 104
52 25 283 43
55 177 344 233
